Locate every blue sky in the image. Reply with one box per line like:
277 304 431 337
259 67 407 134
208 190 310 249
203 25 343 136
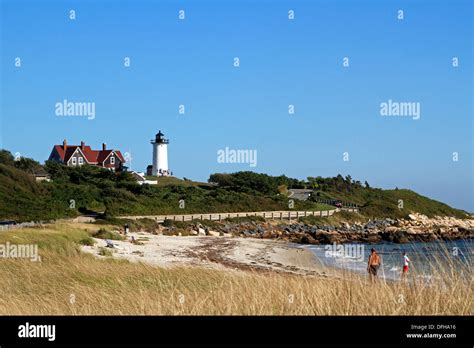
1 0 473 211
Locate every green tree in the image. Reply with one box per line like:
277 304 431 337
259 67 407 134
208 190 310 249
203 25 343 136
0 150 15 166
14 157 43 174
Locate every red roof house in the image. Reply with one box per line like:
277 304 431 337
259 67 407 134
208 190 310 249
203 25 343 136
48 140 126 171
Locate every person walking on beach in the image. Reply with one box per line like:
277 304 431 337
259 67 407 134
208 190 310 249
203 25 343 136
367 248 381 282
401 251 410 280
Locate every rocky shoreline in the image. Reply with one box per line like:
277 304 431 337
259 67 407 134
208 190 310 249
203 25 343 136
161 213 474 245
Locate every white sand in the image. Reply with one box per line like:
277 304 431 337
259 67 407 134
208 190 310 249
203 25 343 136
82 232 332 277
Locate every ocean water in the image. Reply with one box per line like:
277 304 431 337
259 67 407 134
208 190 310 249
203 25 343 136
304 239 473 282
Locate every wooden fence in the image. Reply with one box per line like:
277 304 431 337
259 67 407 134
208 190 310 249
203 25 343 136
0 222 36 231
314 198 359 208
119 207 359 223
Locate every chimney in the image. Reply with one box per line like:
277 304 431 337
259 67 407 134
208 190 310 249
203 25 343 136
63 139 67 149
102 143 106 151
80 141 85 149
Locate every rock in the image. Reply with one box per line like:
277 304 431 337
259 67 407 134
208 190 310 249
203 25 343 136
208 230 220 237
385 226 398 233
367 234 381 242
190 230 198 236
393 231 409 244
198 228 206 236
380 232 394 242
424 233 438 241
366 222 377 229
300 234 318 244
316 232 340 244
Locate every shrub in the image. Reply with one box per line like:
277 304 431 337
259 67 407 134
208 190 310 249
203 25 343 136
162 219 173 227
79 237 95 246
98 247 113 257
92 228 124 240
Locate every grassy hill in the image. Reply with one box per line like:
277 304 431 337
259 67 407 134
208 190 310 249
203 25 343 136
0 150 469 222
307 175 468 219
145 175 211 188
0 163 77 221
0 151 325 221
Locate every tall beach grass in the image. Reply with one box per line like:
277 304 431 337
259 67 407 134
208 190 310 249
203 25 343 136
0 223 471 315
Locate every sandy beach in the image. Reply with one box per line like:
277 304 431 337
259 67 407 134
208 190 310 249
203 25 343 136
82 232 333 278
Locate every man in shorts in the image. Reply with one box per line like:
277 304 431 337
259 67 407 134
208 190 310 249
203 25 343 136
367 248 381 282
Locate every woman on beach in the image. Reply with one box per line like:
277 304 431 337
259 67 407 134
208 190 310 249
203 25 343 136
367 248 381 282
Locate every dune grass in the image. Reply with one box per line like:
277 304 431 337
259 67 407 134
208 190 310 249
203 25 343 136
0 223 471 315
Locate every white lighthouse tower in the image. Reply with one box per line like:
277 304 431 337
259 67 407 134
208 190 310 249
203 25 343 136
151 130 169 176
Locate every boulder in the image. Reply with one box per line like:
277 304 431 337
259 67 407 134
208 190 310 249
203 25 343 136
316 232 340 244
300 234 319 244
208 230 220 237
366 222 377 229
380 232 394 242
393 231 409 244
